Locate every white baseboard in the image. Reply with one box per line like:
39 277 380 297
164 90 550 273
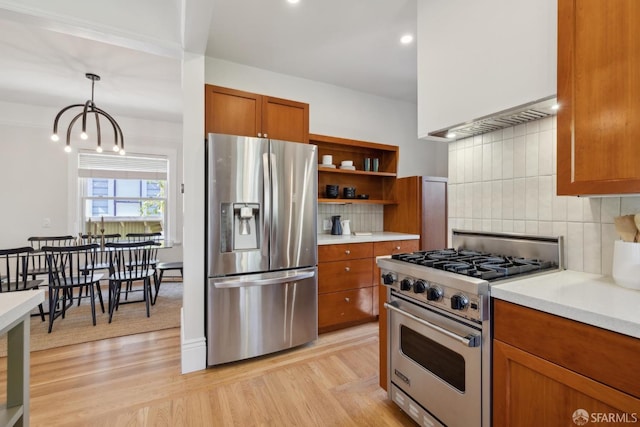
180 308 207 374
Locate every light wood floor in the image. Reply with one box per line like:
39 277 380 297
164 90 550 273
10 321 415 426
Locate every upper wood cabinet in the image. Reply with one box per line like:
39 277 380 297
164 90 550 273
204 85 309 143
557 0 640 195
383 176 447 251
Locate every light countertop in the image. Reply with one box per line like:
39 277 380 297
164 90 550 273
491 270 640 339
0 290 45 332
317 232 420 245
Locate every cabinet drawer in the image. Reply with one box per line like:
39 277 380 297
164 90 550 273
318 258 373 293
373 239 419 257
318 287 373 329
318 242 373 262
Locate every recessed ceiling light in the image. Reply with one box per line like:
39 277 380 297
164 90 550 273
400 34 414 45
287 0 300 4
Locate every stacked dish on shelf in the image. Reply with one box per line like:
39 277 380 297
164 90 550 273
339 160 355 170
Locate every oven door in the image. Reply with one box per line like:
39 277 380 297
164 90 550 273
386 295 482 427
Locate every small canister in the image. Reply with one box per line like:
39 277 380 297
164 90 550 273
343 187 356 199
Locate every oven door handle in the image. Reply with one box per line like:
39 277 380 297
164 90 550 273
384 302 481 348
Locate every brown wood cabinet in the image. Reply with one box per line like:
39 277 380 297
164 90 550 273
383 176 447 250
204 84 309 143
557 0 640 195
309 134 398 205
493 299 640 426
318 242 375 333
375 239 419 391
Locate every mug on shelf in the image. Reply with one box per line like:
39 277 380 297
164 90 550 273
343 187 356 199
372 158 379 172
364 157 371 171
325 184 339 198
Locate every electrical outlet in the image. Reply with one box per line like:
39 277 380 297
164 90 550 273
43 218 51 228
323 219 332 231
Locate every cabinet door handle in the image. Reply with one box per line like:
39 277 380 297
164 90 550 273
264 133 268 138
345 297 350 302
396 246 401 250
345 267 350 272
257 132 262 137
345 250 351 255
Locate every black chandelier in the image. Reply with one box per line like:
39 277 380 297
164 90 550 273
50 73 125 155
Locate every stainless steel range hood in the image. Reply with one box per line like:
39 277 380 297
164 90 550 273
428 95 558 140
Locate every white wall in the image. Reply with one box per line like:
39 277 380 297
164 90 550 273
0 100 183 262
447 116 640 276
205 57 448 178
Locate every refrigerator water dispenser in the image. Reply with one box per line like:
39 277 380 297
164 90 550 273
220 202 261 252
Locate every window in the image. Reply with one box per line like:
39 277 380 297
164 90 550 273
78 152 169 240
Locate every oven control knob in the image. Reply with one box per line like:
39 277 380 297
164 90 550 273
382 272 396 285
426 286 443 301
451 294 469 310
400 278 412 291
413 280 426 293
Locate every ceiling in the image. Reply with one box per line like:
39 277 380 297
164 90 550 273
206 0 417 103
0 0 417 123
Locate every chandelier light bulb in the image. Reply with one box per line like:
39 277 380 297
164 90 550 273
51 134 59 142
80 131 88 140
119 149 126 155
64 146 72 153
96 146 103 153
113 144 120 152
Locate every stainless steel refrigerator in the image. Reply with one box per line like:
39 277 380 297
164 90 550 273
206 133 318 366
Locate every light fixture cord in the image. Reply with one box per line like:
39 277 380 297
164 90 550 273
91 77 95 107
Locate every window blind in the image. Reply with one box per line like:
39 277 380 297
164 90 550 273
78 152 168 180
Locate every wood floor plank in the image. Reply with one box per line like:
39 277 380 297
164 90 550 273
7 321 416 426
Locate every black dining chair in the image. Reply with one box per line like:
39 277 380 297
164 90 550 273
27 235 75 280
125 232 162 243
0 246 46 321
105 240 158 322
153 261 183 304
76 233 121 306
43 243 105 333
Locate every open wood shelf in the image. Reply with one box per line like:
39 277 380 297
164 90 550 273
318 198 397 205
318 167 396 177
311 133 398 205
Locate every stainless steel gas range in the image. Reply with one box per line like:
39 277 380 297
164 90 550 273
377 230 564 427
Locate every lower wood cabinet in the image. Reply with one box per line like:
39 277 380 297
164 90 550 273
318 288 373 331
493 299 640 426
318 243 374 333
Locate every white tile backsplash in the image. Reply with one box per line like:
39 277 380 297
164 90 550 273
447 116 640 276
525 133 539 177
502 138 514 179
318 204 383 235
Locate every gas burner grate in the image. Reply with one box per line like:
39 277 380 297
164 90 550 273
391 248 557 281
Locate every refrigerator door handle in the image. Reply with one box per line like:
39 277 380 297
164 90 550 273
212 268 316 289
262 151 271 241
